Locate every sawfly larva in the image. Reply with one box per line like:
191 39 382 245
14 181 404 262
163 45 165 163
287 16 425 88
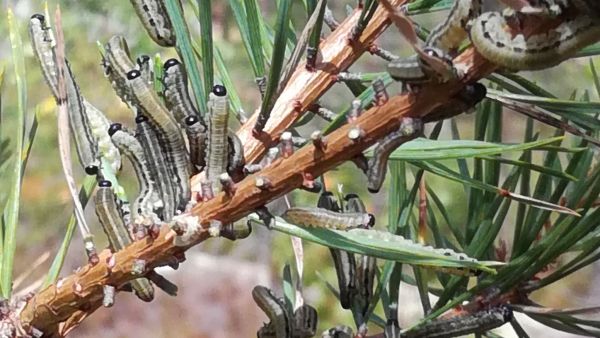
404 305 513 338
127 69 191 212
318 191 356 309
205 85 230 190
470 11 600 71
282 207 375 230
227 132 245 182
129 0 176 47
135 114 177 220
293 304 318 338
252 286 292 338
184 115 207 174
425 0 482 53
108 123 163 223
163 58 202 125
103 35 136 106
30 14 100 175
367 118 422 193
94 180 154 302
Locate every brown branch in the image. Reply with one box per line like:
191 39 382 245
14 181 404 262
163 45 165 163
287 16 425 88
18 2 500 335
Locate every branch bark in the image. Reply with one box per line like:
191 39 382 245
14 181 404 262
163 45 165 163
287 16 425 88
18 1 499 336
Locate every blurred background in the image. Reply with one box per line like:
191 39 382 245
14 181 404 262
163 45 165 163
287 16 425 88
0 0 598 337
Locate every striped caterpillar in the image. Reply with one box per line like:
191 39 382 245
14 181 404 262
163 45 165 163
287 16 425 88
404 305 513 338
129 0 176 47
135 114 177 220
426 0 482 54
282 207 375 230
183 115 207 174
252 286 292 338
367 117 422 193
253 285 318 338
29 14 101 175
344 193 376 319
94 180 154 302
317 191 356 309
387 47 457 85
103 36 137 106
162 58 202 124
469 4 600 70
108 123 163 223
205 85 230 192
127 69 191 213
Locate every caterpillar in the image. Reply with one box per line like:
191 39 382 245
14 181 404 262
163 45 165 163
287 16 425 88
425 0 482 54
318 191 356 309
183 115 207 174
127 69 191 213
83 101 121 173
205 85 230 191
322 325 354 338
404 305 513 338
108 123 163 223
29 14 100 175
103 35 137 107
282 207 375 230
162 58 202 125
367 118 422 193
94 180 154 302
252 286 292 338
135 114 177 220
227 132 245 182
469 10 600 70
292 304 318 338
387 47 457 85
129 0 176 47
344 194 376 317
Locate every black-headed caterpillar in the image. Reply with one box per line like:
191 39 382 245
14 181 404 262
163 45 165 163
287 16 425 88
127 69 191 213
